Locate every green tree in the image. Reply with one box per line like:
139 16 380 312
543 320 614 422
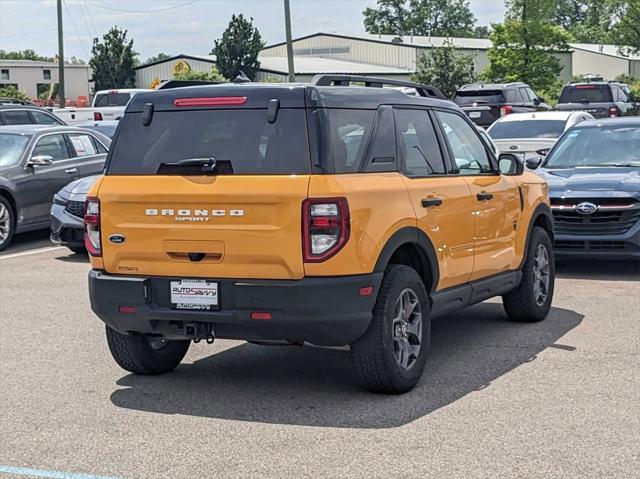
0 85 31 102
482 0 570 92
363 0 479 37
143 53 172 65
610 0 640 55
552 0 615 43
212 14 264 80
411 39 476 98
89 27 137 92
174 66 225 82
0 49 53 61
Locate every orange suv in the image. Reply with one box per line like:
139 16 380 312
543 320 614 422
86 76 555 393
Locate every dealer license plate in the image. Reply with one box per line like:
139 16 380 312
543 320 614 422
170 279 218 310
469 111 482 118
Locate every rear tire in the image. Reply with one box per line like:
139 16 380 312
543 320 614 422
503 226 555 322
351 265 430 394
0 196 15 252
105 326 190 375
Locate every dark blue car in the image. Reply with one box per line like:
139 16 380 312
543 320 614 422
532 118 640 260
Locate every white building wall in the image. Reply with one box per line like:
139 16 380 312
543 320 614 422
572 49 629 79
0 61 90 100
135 57 217 88
630 60 640 77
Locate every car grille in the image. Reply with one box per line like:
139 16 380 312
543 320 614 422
551 198 640 236
64 200 85 219
555 240 639 252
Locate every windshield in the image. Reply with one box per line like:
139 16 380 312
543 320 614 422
559 85 612 103
489 120 567 139
107 109 310 175
94 92 131 107
0 133 30 167
545 125 640 168
454 90 504 105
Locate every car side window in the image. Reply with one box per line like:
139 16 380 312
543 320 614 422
91 136 108 154
32 134 70 161
435 111 493 174
505 89 519 103
394 109 446 176
67 133 98 157
1 110 32 125
30 110 61 125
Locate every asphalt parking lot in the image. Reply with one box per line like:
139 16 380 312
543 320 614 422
1 235 639 479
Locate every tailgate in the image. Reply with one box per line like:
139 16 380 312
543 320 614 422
98 175 310 280
461 106 498 125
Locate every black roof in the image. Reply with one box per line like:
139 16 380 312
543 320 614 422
127 82 459 113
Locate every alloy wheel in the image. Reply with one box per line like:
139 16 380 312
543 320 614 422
392 288 422 370
533 243 551 306
0 203 11 243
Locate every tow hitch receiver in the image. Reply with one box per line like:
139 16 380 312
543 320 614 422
184 322 215 343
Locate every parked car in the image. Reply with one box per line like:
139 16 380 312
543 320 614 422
50 174 100 253
0 104 66 126
529 117 640 259
487 111 594 160
85 75 555 394
0 125 110 251
53 89 150 125
555 81 640 118
453 82 551 127
76 120 119 139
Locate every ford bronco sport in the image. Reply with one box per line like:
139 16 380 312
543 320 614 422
86 75 555 394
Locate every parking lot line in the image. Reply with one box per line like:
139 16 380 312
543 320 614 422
0 465 119 479
0 246 65 260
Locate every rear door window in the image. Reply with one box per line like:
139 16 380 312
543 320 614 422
559 85 612 103
1 110 32 125
30 110 62 125
394 109 446 175
107 109 310 175
67 133 98 157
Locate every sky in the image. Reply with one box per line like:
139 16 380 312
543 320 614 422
0 0 506 62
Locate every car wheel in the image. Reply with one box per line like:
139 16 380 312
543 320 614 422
502 226 555 322
0 196 15 252
351 265 430 394
105 326 190 375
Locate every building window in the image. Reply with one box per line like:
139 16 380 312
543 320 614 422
1 69 9 80
43 69 51 80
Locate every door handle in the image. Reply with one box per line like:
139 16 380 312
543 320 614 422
421 197 443 208
64 168 78 174
477 191 494 201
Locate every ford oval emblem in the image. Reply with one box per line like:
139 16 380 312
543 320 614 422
575 202 598 215
109 234 126 244
509 145 518 150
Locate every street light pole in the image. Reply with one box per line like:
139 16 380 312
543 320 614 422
283 0 295 82
56 0 65 108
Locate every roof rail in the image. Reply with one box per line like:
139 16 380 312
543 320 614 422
310 74 447 100
0 97 35 105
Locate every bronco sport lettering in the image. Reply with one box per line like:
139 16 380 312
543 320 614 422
87 75 555 394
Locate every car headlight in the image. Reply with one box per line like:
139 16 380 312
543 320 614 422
52 194 69 206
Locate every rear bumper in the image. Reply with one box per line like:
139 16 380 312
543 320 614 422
88 270 383 346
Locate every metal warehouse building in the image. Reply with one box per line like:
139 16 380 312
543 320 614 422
571 43 640 78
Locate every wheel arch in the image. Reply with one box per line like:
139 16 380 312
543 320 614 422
0 187 17 224
373 227 439 294
520 202 554 269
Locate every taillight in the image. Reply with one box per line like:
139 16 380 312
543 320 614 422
608 106 621 117
302 198 349 262
500 105 513 117
84 197 101 256
93 111 103 121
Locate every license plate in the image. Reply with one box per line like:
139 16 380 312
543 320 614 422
170 279 218 310
469 111 482 118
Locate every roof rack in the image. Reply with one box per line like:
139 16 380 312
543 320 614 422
310 74 447 100
0 97 35 105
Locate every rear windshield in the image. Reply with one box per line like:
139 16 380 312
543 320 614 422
94 92 131 107
106 109 310 175
453 90 504 105
559 85 612 103
489 120 567 139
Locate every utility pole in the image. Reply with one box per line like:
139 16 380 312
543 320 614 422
56 0 65 108
283 0 295 82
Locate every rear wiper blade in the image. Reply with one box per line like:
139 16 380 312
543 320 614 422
157 157 234 175
161 157 217 170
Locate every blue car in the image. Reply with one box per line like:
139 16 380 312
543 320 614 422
530 118 640 260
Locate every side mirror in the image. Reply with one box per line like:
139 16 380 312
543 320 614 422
536 148 550 156
526 156 543 169
533 97 541 106
537 96 546 104
27 155 54 167
498 153 524 176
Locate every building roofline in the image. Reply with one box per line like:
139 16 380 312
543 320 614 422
134 54 216 70
569 44 638 62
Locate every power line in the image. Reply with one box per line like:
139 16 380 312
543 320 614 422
85 0 200 14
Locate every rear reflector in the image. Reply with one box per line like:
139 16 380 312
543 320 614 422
173 96 247 107
118 306 136 314
359 286 374 296
251 312 272 321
